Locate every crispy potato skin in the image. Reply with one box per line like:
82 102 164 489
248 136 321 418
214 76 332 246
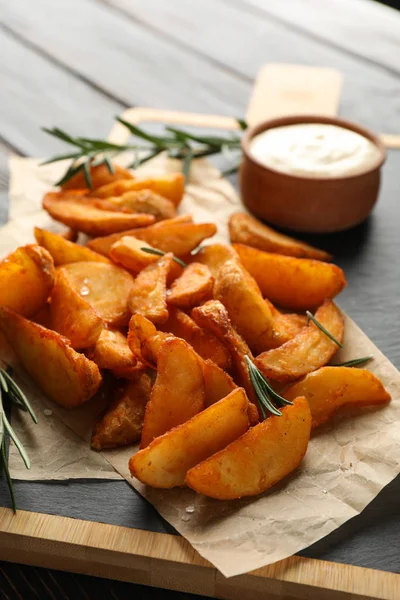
91 374 151 450
186 397 311 499
202 358 237 406
140 337 205 448
110 236 159 273
160 307 231 371
229 213 332 261
106 190 176 221
43 195 154 236
87 328 141 379
0 244 55 317
129 253 172 325
285 367 391 428
93 173 185 207
51 269 103 349
62 262 134 327
214 259 286 353
35 228 110 265
167 263 214 309
255 300 344 383
233 243 346 311
130 388 250 488
0 307 102 408
193 243 238 278
128 222 217 257
61 163 133 191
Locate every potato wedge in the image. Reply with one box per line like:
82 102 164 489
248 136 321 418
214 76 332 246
186 397 311 499
140 337 205 448
264 298 308 339
94 173 185 206
43 195 154 236
110 236 159 273
0 307 101 408
35 228 110 266
233 243 346 310
193 243 238 278
62 262 134 327
229 212 332 261
91 374 151 450
192 300 260 419
129 253 172 325
214 259 288 353
131 388 249 488
285 367 391 428
62 229 79 242
167 263 214 308
106 190 176 221
130 222 217 257
62 163 133 191
202 358 236 406
51 268 103 349
160 307 231 370
255 300 344 383
87 328 142 379
0 244 55 317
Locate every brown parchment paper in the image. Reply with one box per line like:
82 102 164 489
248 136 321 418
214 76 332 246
2 154 400 578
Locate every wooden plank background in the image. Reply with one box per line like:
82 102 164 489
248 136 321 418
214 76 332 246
0 0 400 597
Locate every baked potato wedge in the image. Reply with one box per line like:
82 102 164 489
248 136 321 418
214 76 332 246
255 300 344 383
0 307 102 408
229 212 332 261
186 397 311 499
43 194 154 236
35 228 110 265
94 173 185 206
129 253 173 325
193 243 238 278
91 374 151 450
51 268 103 349
62 262 134 327
87 328 141 379
285 366 391 428
61 163 133 191
130 222 217 257
233 243 346 310
167 263 214 308
130 387 249 488
0 245 55 317
110 236 160 273
202 358 237 406
140 337 205 448
106 190 176 221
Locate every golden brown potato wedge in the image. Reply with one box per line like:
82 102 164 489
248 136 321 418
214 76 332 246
0 244 55 317
109 236 159 273
61 229 79 242
167 263 214 308
140 337 205 448
86 215 194 256
131 222 217 257
35 228 110 266
87 328 142 379
51 269 103 349
233 243 346 311
106 190 176 221
129 253 173 325
229 212 332 261
186 397 311 499
94 173 185 206
264 298 308 339
130 388 249 488
255 300 344 383
43 195 154 236
193 243 238 278
91 374 151 450
62 262 134 327
160 307 231 370
214 259 288 353
0 307 102 408
285 367 391 428
202 358 237 406
61 163 133 191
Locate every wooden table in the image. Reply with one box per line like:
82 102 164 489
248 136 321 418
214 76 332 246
1 0 400 597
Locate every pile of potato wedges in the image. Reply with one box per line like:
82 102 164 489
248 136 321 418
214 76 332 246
0 162 391 500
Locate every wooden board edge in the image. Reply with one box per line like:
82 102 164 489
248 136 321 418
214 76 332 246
0 508 398 600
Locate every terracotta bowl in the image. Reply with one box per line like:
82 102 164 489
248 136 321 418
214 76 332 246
239 115 386 233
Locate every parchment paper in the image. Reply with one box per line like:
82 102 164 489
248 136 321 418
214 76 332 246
2 154 400 577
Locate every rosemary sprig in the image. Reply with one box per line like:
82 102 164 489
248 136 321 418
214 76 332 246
0 367 37 512
42 117 247 189
306 311 343 348
140 247 187 268
333 355 373 368
246 356 292 419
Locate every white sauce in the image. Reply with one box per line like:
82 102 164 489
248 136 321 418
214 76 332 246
249 123 380 178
